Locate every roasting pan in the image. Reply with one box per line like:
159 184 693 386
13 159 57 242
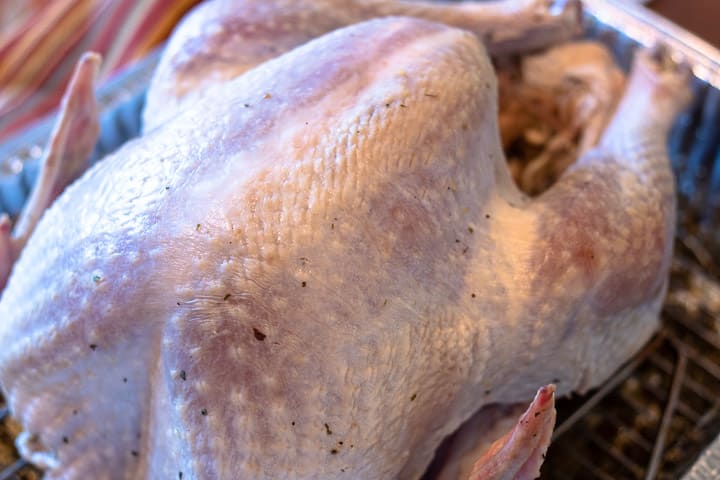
1 1 720 478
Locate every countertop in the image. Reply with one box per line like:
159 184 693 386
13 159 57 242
650 0 720 48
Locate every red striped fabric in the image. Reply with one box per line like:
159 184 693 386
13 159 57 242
0 0 201 141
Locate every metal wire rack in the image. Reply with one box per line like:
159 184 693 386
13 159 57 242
542 255 720 479
1 2 720 479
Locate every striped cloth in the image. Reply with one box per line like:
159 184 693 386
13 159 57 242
0 0 201 141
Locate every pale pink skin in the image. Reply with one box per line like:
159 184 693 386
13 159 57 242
0 2 690 480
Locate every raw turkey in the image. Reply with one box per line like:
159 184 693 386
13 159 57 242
0 0 690 479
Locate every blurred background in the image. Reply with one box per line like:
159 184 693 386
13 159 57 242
0 0 202 141
649 0 720 50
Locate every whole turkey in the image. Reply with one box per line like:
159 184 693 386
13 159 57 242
0 0 691 479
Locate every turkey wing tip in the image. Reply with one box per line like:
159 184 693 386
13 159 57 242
468 384 556 480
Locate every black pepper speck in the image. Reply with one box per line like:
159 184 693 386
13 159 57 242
253 328 266 341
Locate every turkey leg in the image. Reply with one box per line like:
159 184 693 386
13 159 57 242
365 0 582 55
485 47 691 399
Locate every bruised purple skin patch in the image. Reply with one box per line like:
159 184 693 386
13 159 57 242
532 160 670 317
